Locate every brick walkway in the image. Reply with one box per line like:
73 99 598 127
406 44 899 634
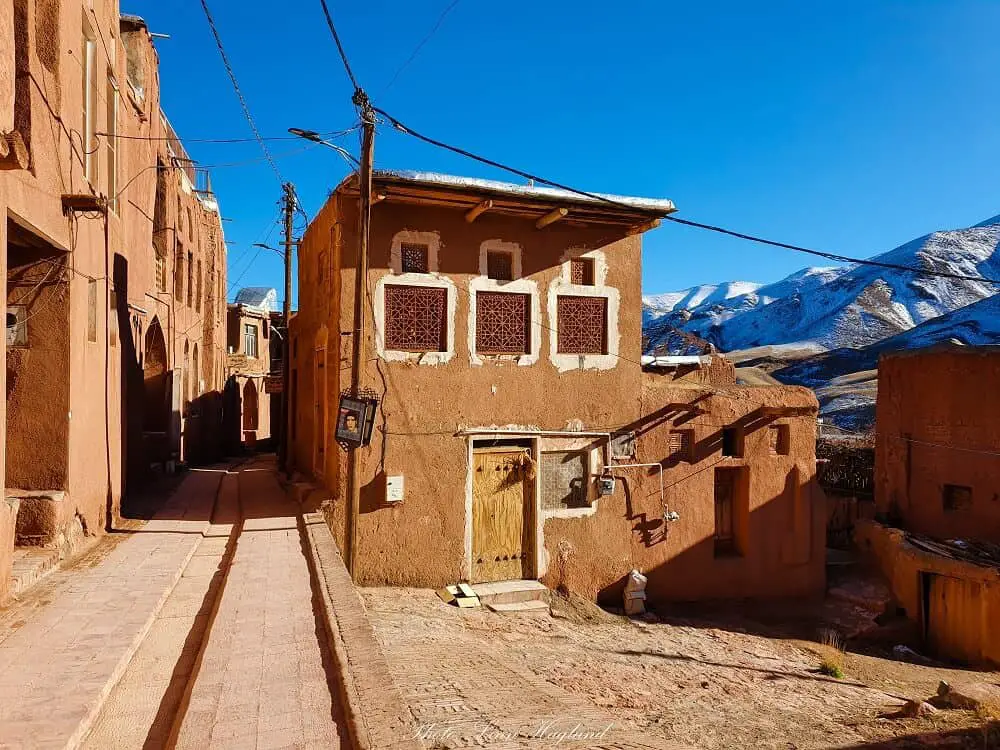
171 460 346 750
0 468 224 750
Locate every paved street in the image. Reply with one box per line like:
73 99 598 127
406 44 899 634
0 457 349 750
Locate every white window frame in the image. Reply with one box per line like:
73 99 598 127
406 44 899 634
548 248 619 372
470 241 539 366
244 323 258 358
374 275 456 365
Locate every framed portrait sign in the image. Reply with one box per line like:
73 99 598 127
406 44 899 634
336 394 376 448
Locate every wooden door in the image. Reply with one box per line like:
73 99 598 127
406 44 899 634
926 574 983 664
472 449 532 583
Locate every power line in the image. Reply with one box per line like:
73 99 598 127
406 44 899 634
198 0 284 184
95 128 357 144
318 0 360 91
374 106 1000 287
382 0 461 94
663 216 1000 285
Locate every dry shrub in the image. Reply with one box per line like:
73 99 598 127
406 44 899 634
817 628 846 679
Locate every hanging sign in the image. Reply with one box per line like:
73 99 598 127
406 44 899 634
336 394 377 448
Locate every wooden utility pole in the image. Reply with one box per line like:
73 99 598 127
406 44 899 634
279 183 295 474
346 94 376 579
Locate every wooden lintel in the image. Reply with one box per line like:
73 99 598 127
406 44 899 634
61 194 108 214
536 207 568 229
465 199 493 223
373 193 387 203
759 405 817 418
626 218 662 236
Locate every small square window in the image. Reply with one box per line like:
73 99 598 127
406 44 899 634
943 484 972 512
722 427 744 458
6 305 27 347
486 251 513 281
669 430 693 460
570 258 595 286
400 243 429 274
768 424 790 455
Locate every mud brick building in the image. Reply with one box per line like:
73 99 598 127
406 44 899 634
861 346 1000 665
0 4 228 602
290 171 825 603
225 287 277 451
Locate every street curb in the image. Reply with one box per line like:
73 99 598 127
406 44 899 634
299 511 422 750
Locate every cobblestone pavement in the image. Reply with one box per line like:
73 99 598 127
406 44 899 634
0 458 349 750
170 459 346 750
0 468 223 750
361 588 999 750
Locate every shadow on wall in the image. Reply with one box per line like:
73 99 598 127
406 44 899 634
837 723 1000 749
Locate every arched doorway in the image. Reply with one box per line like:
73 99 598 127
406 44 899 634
243 379 259 432
143 318 168 433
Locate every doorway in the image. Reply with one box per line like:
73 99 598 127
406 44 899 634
471 443 534 583
921 572 984 664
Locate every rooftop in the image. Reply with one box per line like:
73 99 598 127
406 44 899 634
337 170 676 230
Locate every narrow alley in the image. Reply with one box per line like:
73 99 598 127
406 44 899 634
0 457 350 750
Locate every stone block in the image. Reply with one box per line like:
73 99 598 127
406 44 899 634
11 490 66 546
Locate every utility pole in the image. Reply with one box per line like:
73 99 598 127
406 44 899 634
279 182 295 474
346 92 376 580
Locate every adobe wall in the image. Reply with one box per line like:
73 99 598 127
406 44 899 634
0 2 228 555
856 519 1000 665
876 348 1000 543
0 0 12 133
543 379 825 603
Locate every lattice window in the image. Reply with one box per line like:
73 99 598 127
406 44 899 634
556 296 607 354
943 484 972 512
570 258 595 286
486 251 513 281
541 451 590 510
669 430 693 460
384 285 447 352
476 292 529 355
155 254 167 293
400 243 429 274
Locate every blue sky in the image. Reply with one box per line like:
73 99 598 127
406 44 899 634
126 1 1000 304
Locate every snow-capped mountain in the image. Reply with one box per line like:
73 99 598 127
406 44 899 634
644 216 1000 354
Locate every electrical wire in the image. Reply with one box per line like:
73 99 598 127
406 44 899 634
374 106 1000 287
94 127 359 144
318 0 361 92
198 0 284 184
381 0 461 94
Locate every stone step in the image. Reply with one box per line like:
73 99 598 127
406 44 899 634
470 579 548 606
9 547 60 598
487 599 550 614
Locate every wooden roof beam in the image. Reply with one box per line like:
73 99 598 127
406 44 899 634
536 207 568 229
465 199 493 223
626 218 661 236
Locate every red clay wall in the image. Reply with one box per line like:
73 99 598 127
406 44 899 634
543 379 825 603
292 191 825 602
876 348 1000 543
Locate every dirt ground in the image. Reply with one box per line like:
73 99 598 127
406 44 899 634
361 588 1000 750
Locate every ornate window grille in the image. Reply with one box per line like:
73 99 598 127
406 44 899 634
476 292 529 355
486 251 513 281
570 258 595 286
384 285 447 352
669 430 693 460
400 243 430 274
556 296 607 354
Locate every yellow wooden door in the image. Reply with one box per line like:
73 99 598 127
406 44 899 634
472 450 532 583
927 574 983 664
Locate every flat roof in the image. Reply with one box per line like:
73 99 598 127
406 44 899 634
336 170 676 229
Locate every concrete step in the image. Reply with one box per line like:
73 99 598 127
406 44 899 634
470 579 548 606
486 599 550 614
9 547 60 598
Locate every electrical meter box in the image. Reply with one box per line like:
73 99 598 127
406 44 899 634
385 475 405 504
598 476 616 496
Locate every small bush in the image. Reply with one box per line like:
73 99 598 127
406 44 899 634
817 628 846 679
